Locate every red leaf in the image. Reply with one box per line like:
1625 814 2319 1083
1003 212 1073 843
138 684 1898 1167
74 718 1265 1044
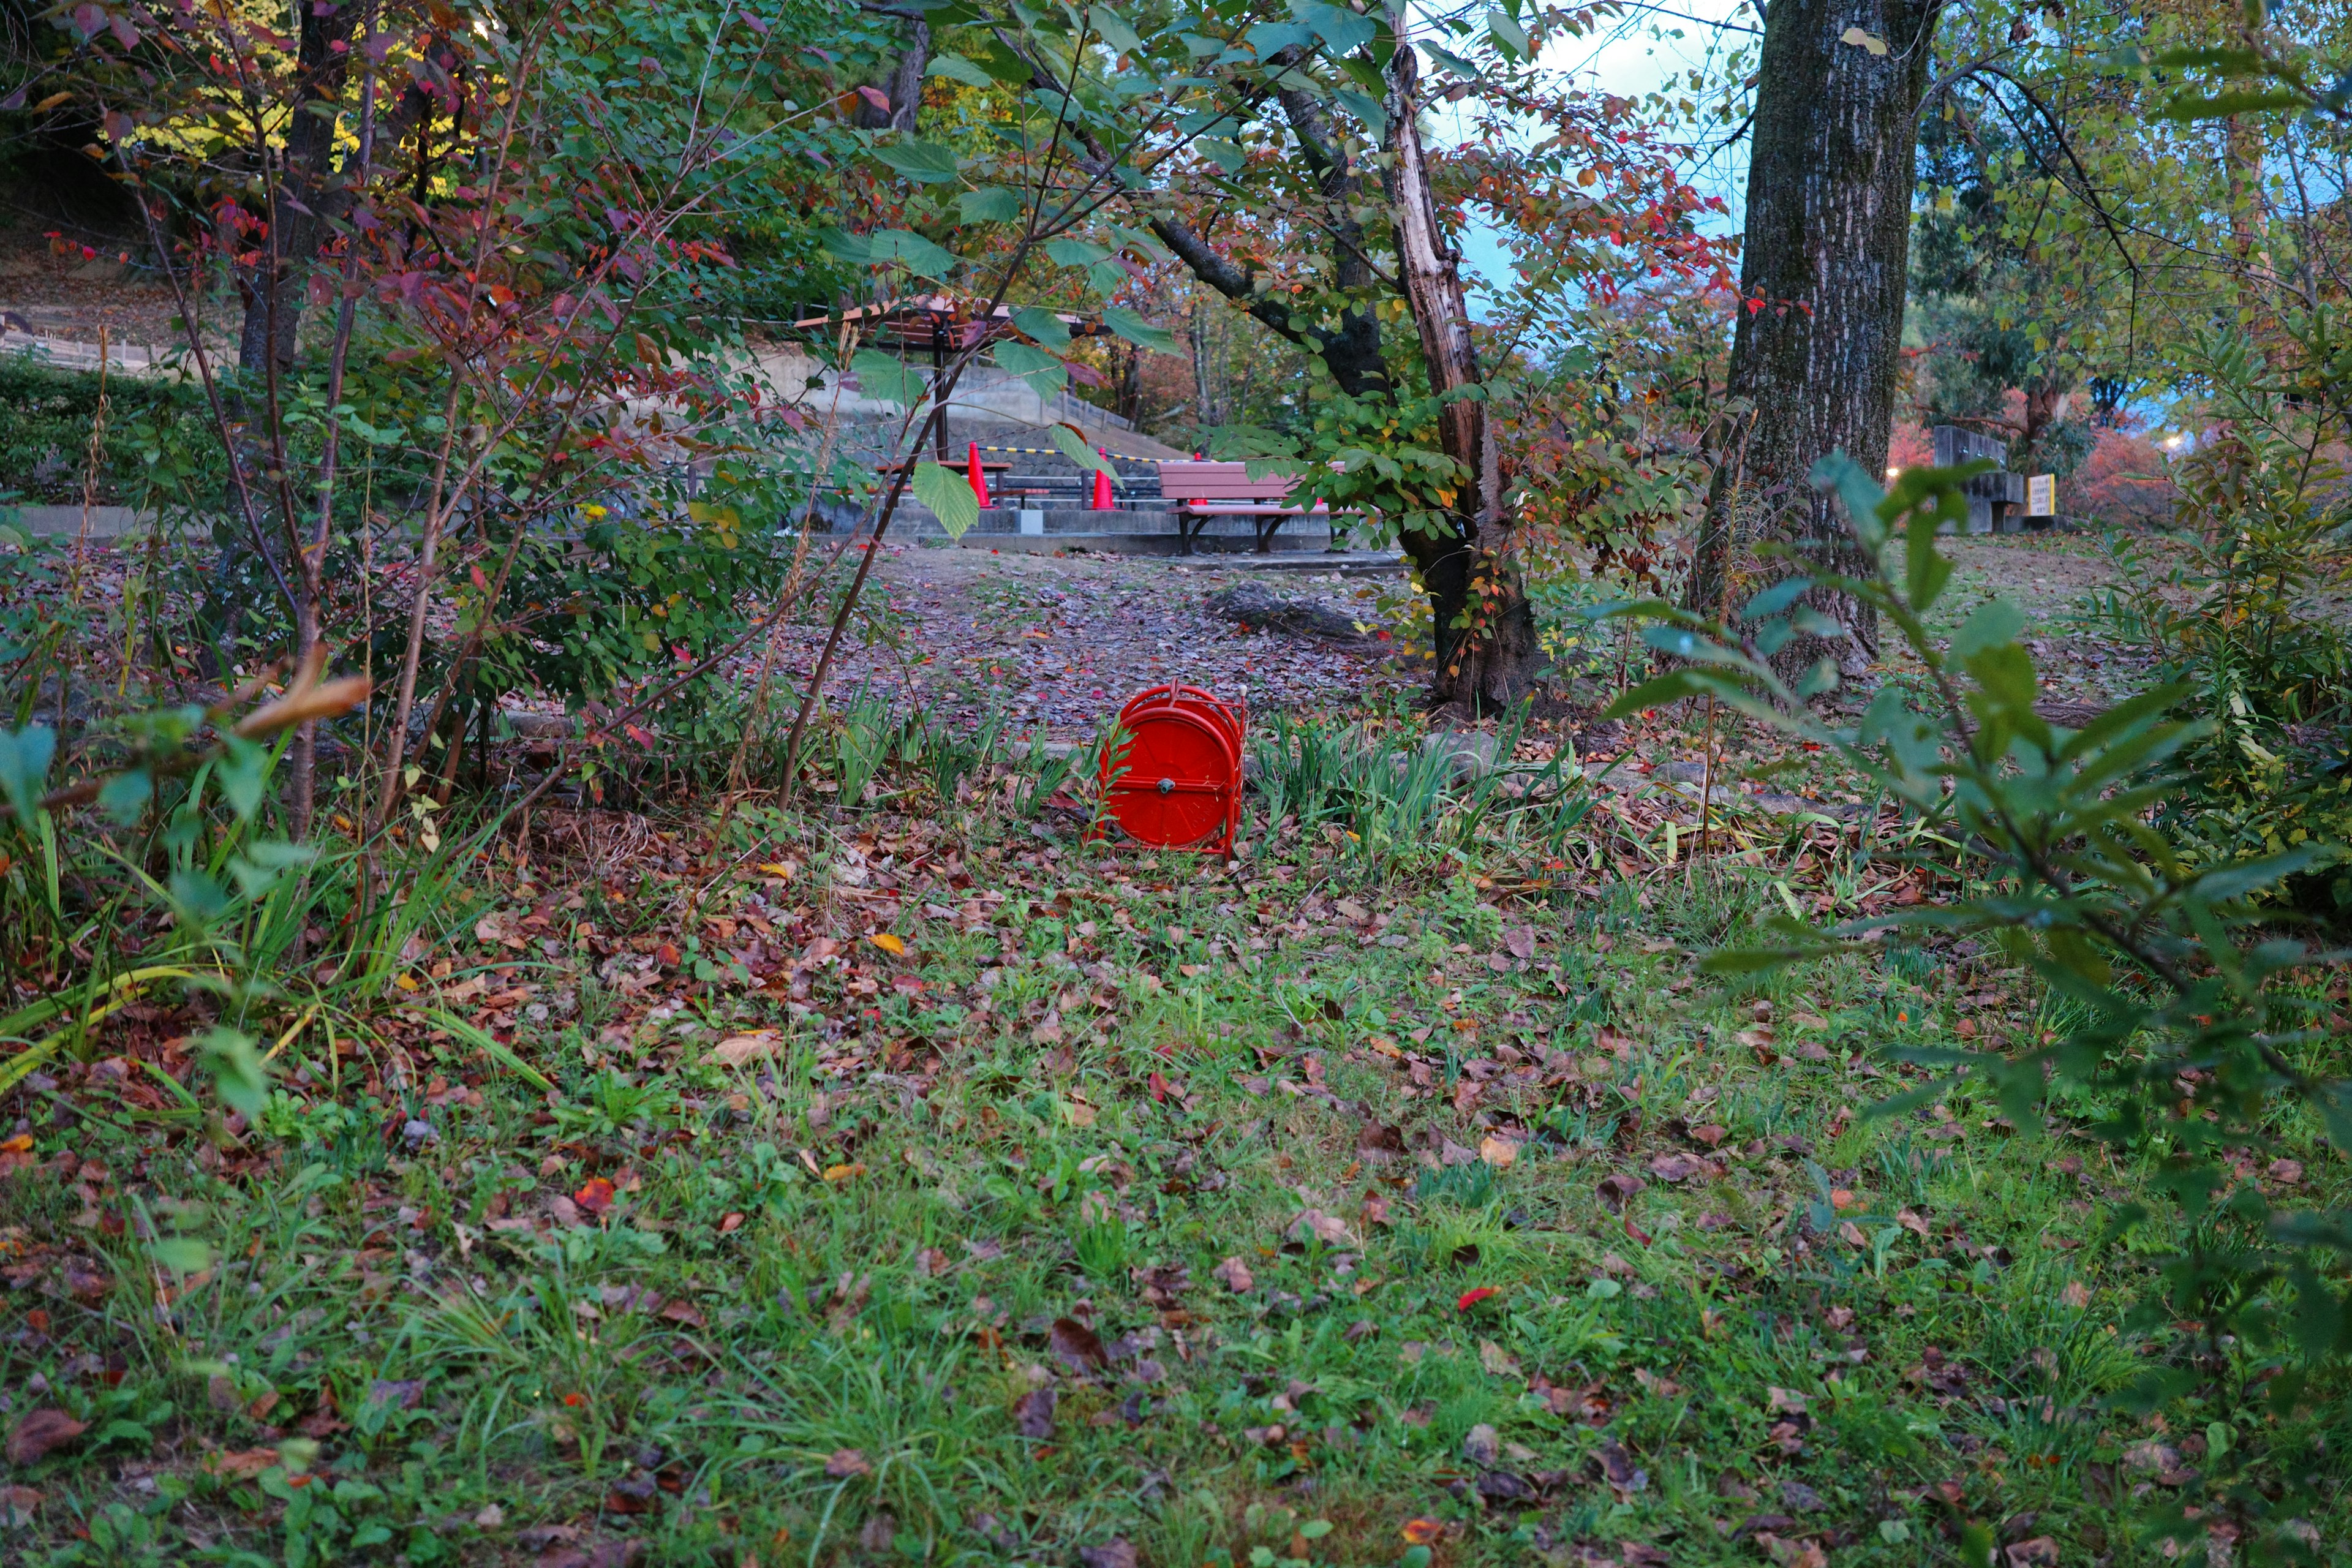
574 1177 616 1216
1456 1287 1499 1311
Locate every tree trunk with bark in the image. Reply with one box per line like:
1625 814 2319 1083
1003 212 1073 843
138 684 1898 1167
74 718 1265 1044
1382 17 1540 712
237 2 359 373
1683 0 1940 680
854 17 930 131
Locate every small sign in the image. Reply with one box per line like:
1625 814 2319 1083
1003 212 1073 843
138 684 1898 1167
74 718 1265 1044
2026 474 2056 516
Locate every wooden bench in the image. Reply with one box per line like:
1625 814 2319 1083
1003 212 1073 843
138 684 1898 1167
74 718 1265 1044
1158 461 1338 554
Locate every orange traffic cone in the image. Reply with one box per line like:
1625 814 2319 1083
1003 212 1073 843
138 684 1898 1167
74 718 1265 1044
1090 459 1114 510
967 442 990 508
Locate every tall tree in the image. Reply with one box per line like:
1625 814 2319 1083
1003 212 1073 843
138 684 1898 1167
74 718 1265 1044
1684 0 1943 680
1382 15 1536 709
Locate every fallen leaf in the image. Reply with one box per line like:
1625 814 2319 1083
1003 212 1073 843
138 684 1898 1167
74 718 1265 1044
1049 1317 1110 1372
756 862 794 878
1355 1122 1407 1163
1477 1338 1521 1377
1400 1518 1444 1546
474 1502 506 1528
869 933 907 956
1689 1122 1727 1148
204 1447 279 1480
1479 1134 1521 1169
1591 1439 1646 1491
2005 1538 2059 1567
1461 1423 1501 1465
574 1178 616 1217
368 1379 425 1409
823 1162 865 1183
1289 1208 1355 1245
1596 1172 1648 1211
1646 1152 1717 1183
1212 1256 1254 1292
2060 1280 2090 1309
1078 1540 1138 1568
1457 1286 1499 1311
1013 1387 1057 1438
7 1410 86 1464
824 1448 872 1479
711 1031 781 1066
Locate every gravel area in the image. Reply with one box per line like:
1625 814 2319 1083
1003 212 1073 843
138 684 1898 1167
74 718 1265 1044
775 543 1415 733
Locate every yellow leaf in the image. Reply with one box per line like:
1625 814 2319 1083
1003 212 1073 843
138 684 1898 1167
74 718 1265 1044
868 933 907 955
393 973 420 992
822 1162 865 1183
34 91 73 111
756 862 794 878
1839 26 1888 55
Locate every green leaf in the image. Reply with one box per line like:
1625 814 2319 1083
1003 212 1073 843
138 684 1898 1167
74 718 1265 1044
1904 500 1953 612
1298 0 1375 55
872 137 962 184
1487 7 1530 59
1012 306 1072 349
1101 306 1180 355
217 736 268 821
198 1026 271 1119
867 228 959 279
973 36 1035 81
817 227 872 265
1810 452 1890 552
1197 138 1246 175
1044 236 1113 268
959 186 1025 223
1246 20 1317 58
850 349 929 409
97 769 153 825
1602 670 1709 718
2190 846 2321 904
0 724 56 818
911 461 983 539
1049 424 1112 474
995 340 1068 399
927 53 996 88
1951 598 2026 659
1741 577 1812 623
2153 88 2309 121
1332 88 1385 136
1088 4 1145 56
152 1237 215 1276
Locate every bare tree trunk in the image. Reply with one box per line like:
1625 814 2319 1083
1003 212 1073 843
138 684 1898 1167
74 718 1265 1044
1383 13 1539 713
1682 0 1940 679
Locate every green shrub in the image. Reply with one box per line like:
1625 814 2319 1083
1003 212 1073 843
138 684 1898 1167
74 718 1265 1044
0 358 209 505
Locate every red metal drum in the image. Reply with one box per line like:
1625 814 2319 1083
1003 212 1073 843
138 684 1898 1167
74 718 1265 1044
1098 685 1246 854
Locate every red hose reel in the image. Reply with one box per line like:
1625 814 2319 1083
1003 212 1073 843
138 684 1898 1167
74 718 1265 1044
1094 684 1246 856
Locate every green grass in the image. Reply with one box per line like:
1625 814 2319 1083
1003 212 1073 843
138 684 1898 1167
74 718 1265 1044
2 753 2348 1567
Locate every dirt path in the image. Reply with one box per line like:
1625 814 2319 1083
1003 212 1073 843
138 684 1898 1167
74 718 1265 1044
775 544 1414 734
